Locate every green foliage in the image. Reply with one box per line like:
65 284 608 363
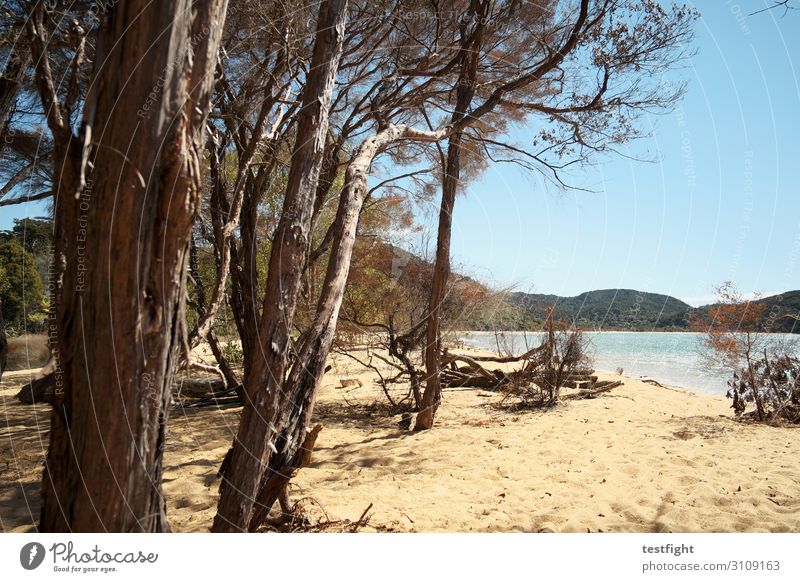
221 340 244 366
508 289 692 331
1 218 53 294
1 218 53 255
0 238 46 333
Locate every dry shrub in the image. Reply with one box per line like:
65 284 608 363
501 309 591 410
728 352 800 424
5 334 49 371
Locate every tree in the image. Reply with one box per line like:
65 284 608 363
0 45 29 148
37 0 228 532
416 0 697 429
2 218 52 255
212 0 350 533
696 282 799 423
0 237 45 331
1 218 53 290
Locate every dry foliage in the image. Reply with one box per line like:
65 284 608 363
697 282 800 424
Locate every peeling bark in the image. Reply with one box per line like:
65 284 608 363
212 0 349 533
38 0 228 532
246 122 449 529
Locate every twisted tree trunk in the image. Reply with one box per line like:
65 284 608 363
212 0 349 532
38 0 227 532
246 123 448 529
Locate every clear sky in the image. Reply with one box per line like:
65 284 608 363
434 1 800 306
2 2 798 307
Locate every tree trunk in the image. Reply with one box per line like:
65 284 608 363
188 235 239 389
415 133 463 430
247 127 398 528
246 123 450 528
39 0 227 532
415 4 488 430
212 0 348 533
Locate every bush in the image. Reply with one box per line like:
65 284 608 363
727 352 800 424
0 238 46 331
5 334 50 371
222 340 244 366
698 283 800 424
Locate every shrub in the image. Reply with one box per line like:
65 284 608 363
727 352 800 424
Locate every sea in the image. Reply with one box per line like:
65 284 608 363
458 331 800 395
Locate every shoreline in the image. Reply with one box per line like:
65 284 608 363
453 343 712 399
453 330 759 397
455 329 800 335
3 350 799 533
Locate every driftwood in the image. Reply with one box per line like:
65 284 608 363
467 344 546 363
15 360 55 405
561 380 623 400
180 385 242 409
176 375 227 398
440 351 510 389
641 378 666 388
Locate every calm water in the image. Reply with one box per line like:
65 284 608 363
459 331 799 395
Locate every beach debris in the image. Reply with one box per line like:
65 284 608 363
176 375 227 399
339 377 363 388
398 412 414 430
438 308 626 410
641 378 666 388
440 352 511 389
14 359 56 405
258 496 375 533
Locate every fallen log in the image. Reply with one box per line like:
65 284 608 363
442 370 508 388
465 344 546 363
440 352 510 388
561 380 623 400
176 375 227 398
15 360 55 405
180 385 243 408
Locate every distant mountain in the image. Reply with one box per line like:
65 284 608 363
507 289 693 331
501 289 800 333
384 244 800 333
744 291 800 333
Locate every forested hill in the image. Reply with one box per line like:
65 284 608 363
506 289 692 331
493 289 800 333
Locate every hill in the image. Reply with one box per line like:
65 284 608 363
493 289 800 333
742 291 800 333
378 246 799 333
506 289 693 331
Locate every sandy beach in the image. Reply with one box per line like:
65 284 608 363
2 347 799 533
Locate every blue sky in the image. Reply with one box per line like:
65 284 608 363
434 1 800 306
2 2 798 307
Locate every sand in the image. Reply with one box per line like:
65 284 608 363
1 347 799 533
